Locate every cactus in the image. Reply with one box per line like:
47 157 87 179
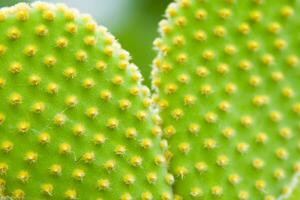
0 2 172 199
152 0 300 199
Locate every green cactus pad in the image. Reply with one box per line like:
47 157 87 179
0 2 172 199
152 0 300 199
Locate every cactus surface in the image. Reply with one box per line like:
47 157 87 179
0 2 172 199
152 0 300 199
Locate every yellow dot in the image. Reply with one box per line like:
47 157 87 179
238 191 249 200
76 50 88 62
24 45 37 57
268 22 281 34
252 95 269 107
84 36 96 46
171 108 184 120
240 116 253 127
188 123 200 135
99 90 112 101
0 113 5 125
64 189 77 200
249 75 261 87
123 174 135 185
120 193 132 200
24 151 38 164
203 138 216 150
85 22 97 32
1 140 13 153
147 172 157 184
256 132 268 144
56 37 68 48
35 24 48 36
0 163 8 175
249 10 262 22
183 95 196 107
178 142 190 154
114 145 126 156
216 155 229 167
41 183 53 196
255 179 266 191
202 50 215 61
200 84 212 96
195 9 207 21
281 6 294 18
238 23 250 35
239 60 252 71
72 124 85 137
225 83 237 94
112 75 124 86
175 166 188 178
236 142 249 154
228 173 240 185
217 63 229 75
93 134 106 145
279 128 293 139
261 54 274 66
164 174 174 185
17 121 30 133
0 10 7 22
214 26 226 37
190 187 202 197
12 189 25 200
106 118 119 129
97 179 110 191
9 62 23 74
43 10 55 21
59 143 71 155
247 40 259 52
17 170 29 183
275 148 288 160
82 152 95 164
53 114 66 126
49 164 62 176
47 83 59 94
0 44 7 56
286 55 298 67
103 160 116 172
274 39 286 50
7 27 21 40
273 168 285 180
204 112 218 123
194 30 207 42
85 107 98 119
252 158 264 170
38 132 50 145
9 93 22 106
211 186 223 197
44 55 57 68
95 61 107 72
219 8 231 20
28 75 41 86
141 192 153 200
196 66 209 77
271 71 284 82
130 156 143 167
224 44 237 55
72 169 85 181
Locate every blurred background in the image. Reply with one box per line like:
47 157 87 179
0 0 171 86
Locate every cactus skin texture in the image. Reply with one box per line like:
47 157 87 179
152 0 300 199
0 2 173 200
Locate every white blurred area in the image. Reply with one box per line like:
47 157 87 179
31 0 131 30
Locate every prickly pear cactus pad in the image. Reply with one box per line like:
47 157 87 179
152 0 300 199
0 2 172 199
